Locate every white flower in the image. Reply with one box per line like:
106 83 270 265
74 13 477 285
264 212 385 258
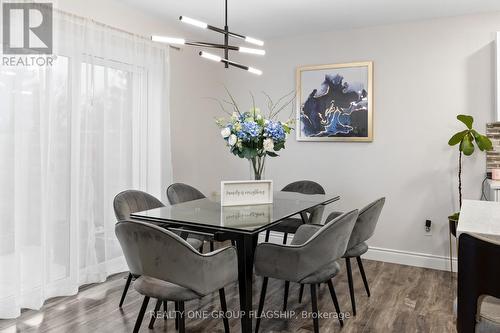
256 114 262 120
221 127 231 138
228 134 237 146
263 138 274 152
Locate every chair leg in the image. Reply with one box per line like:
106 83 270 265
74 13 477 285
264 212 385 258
310 284 319 333
148 299 162 329
210 241 215 252
298 284 304 303
283 281 290 311
255 277 268 333
133 296 150 333
282 233 288 244
175 301 179 330
356 256 371 297
178 301 186 333
346 257 356 316
327 280 344 327
119 273 133 308
163 301 168 321
219 288 230 333
265 230 270 242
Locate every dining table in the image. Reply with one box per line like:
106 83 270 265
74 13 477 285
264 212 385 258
131 190 340 333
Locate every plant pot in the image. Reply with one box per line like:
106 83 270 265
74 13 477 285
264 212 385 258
449 217 458 237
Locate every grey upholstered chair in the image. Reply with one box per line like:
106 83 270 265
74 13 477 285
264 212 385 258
327 197 385 316
266 180 326 307
166 182 218 251
456 233 500 333
166 182 206 204
115 220 238 333
254 210 359 333
113 190 203 308
265 180 326 244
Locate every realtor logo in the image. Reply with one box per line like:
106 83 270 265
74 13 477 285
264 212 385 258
2 2 53 54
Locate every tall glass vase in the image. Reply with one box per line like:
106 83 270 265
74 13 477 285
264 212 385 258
249 155 266 180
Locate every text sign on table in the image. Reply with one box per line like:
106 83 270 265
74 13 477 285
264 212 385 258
221 180 273 206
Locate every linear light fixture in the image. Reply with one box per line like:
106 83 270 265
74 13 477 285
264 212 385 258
199 51 263 75
151 0 265 75
151 36 186 45
179 16 208 29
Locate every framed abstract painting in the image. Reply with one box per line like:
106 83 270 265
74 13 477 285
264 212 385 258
296 61 373 142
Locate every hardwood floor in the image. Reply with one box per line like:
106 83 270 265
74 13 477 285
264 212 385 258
0 259 457 333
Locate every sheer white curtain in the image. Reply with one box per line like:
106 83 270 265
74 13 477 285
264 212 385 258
0 10 171 318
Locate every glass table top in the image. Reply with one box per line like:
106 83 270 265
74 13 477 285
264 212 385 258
131 191 340 234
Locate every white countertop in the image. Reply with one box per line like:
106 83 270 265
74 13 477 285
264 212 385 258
457 199 500 241
487 179 500 190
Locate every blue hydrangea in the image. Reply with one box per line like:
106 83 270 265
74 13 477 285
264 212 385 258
236 121 261 141
264 121 286 141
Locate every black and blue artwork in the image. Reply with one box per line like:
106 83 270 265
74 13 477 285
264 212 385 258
298 63 372 141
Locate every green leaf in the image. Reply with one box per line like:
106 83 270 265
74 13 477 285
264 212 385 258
266 151 278 157
472 131 493 151
457 115 473 129
480 135 493 151
448 130 468 146
460 133 475 156
274 141 285 151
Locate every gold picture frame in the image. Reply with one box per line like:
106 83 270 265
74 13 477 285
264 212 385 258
296 61 373 142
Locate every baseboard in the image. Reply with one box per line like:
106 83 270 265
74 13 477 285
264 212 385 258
363 246 457 272
259 231 457 272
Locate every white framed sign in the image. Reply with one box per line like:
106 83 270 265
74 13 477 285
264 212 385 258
221 180 273 206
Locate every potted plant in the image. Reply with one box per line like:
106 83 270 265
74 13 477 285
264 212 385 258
447 115 492 235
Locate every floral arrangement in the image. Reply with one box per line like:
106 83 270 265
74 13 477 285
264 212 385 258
214 90 295 180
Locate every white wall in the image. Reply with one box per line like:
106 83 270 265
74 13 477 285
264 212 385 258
172 12 500 270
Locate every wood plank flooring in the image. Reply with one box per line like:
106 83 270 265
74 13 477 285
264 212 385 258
0 259 457 333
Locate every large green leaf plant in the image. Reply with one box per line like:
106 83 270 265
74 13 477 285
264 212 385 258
448 115 493 220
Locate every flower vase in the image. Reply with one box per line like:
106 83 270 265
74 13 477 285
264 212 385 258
249 155 266 180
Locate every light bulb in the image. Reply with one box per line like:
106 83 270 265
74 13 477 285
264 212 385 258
151 36 185 45
179 16 208 29
244 36 264 47
247 67 263 75
239 47 266 55
199 51 222 62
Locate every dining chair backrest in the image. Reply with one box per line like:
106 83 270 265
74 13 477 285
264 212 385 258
166 183 206 205
281 180 325 195
255 210 358 282
307 209 359 263
113 190 165 221
346 197 385 250
115 220 237 296
457 233 500 333
281 180 326 224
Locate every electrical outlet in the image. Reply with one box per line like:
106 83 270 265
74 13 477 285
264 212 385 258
424 219 432 236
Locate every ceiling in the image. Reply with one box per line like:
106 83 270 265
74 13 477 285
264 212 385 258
120 0 500 40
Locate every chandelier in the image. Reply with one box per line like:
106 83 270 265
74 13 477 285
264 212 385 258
151 0 265 75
